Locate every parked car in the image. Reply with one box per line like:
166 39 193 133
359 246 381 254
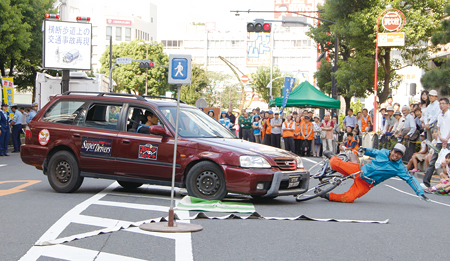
20 92 309 200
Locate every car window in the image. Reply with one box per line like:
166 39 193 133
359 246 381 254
75 104 122 130
126 106 163 134
159 106 235 138
42 100 85 125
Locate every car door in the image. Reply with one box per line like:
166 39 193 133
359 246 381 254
70 102 122 175
115 104 175 181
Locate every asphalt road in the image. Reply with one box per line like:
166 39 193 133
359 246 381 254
1 153 449 260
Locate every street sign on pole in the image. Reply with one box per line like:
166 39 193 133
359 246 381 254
116 57 132 64
378 33 405 47
168 54 192 85
241 74 249 83
382 12 403 31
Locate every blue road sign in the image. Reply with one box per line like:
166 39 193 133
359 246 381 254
168 54 192 85
171 58 188 80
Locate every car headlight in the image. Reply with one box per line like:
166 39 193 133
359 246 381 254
296 157 304 169
239 156 271 168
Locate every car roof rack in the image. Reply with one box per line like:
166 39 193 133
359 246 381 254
62 91 147 101
142 95 187 104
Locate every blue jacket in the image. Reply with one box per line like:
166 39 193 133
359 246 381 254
362 148 424 196
0 111 10 131
219 118 232 130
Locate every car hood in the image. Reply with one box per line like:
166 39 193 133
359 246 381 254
194 138 297 159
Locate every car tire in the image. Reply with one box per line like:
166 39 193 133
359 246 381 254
186 161 227 200
47 151 83 193
118 181 143 189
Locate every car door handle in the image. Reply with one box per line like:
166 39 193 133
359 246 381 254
72 134 81 138
122 139 130 144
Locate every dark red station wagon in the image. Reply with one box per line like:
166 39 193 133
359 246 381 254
21 92 309 200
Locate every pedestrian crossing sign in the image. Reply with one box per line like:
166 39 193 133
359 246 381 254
168 54 192 85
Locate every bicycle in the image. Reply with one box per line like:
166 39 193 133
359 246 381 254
295 151 361 202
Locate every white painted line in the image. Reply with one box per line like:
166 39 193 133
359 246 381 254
302 158 320 164
93 200 170 212
21 181 194 261
0 164 7 168
384 184 450 208
19 244 147 261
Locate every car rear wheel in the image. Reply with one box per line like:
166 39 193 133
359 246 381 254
47 151 83 193
186 161 227 200
118 181 143 189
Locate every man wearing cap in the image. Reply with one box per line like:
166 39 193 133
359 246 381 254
27 102 39 123
386 106 396 135
270 112 282 148
0 103 11 156
321 144 428 203
9 105 23 152
424 90 440 141
423 97 450 189
343 109 357 131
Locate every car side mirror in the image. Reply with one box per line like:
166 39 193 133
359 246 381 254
148 125 166 136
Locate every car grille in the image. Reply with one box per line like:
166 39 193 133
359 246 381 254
274 158 296 171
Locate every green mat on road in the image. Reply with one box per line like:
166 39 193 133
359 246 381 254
175 196 255 213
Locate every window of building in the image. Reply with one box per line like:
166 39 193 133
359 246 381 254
125 28 131 41
116 27 122 41
106 26 112 40
162 40 183 49
135 29 138 39
151 17 153 23
43 101 85 125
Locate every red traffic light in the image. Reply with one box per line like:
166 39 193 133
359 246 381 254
44 13 60 19
247 21 271 33
263 23 271 32
149 62 154 67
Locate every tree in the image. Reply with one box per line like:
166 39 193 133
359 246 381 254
218 84 241 110
203 71 234 108
309 0 446 108
249 66 284 102
421 4 450 95
99 40 169 95
180 64 208 105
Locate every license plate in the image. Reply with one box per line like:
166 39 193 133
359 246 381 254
288 176 301 188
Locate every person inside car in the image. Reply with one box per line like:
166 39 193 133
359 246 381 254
137 110 159 134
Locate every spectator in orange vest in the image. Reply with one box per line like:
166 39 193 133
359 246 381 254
300 115 314 157
282 114 295 153
359 108 371 134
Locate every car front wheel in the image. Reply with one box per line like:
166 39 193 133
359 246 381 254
186 161 227 200
47 151 83 193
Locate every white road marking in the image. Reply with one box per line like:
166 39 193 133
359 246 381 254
19 244 147 261
20 182 194 261
0 164 7 168
302 158 320 164
384 184 450 208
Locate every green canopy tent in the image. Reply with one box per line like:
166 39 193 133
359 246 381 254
268 81 340 109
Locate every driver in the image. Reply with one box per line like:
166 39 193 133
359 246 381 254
321 144 429 203
137 110 159 134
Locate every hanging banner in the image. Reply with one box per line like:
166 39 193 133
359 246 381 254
43 20 92 70
1 77 14 117
281 77 295 113
246 32 271 66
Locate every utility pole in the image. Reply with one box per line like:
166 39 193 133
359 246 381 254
109 36 112 91
60 0 69 93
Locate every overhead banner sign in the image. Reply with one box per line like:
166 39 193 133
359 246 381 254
43 20 92 70
378 32 405 47
246 32 271 66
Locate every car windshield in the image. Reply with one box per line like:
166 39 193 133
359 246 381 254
159 106 235 138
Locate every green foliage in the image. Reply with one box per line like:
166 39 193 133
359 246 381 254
309 0 446 108
99 40 169 95
218 84 241 110
249 66 284 102
180 64 208 105
421 61 450 96
350 99 363 114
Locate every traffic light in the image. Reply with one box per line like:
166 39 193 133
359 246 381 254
247 20 271 33
139 61 154 68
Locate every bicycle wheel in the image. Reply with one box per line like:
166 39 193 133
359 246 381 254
295 178 340 202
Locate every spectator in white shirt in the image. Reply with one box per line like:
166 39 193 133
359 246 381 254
423 97 450 189
424 90 440 141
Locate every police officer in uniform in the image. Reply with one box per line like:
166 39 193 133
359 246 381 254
0 103 11 156
10 105 23 152
27 102 39 123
